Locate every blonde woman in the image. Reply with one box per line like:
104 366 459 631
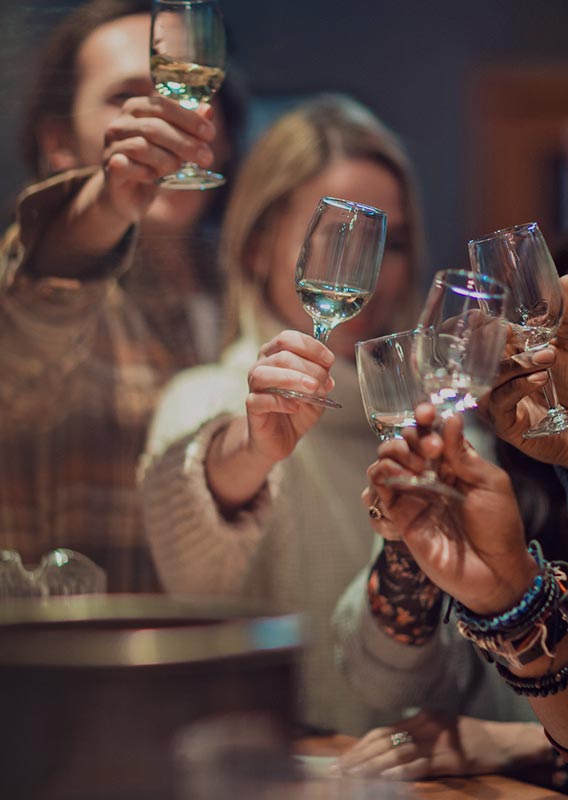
140 94 424 735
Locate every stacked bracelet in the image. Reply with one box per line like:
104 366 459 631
496 661 568 697
454 541 568 669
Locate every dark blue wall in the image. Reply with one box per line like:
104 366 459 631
2 0 568 278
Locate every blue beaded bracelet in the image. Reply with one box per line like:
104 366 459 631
454 542 550 635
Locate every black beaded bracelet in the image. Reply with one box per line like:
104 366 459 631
496 661 568 697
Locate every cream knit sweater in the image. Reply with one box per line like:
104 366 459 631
140 299 386 735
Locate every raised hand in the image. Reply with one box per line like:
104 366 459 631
205 331 335 512
101 95 216 222
245 330 335 464
478 274 568 467
366 403 538 615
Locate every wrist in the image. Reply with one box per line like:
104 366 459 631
206 418 275 511
466 553 540 617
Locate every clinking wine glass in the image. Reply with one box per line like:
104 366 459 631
385 269 509 502
356 329 425 443
468 221 568 438
267 196 387 409
150 0 226 190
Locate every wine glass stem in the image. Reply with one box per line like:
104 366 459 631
542 369 560 409
313 322 332 343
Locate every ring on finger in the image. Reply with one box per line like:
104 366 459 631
390 731 414 748
368 496 386 520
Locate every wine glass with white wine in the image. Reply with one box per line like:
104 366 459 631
385 269 509 501
469 222 568 438
150 0 226 189
267 196 387 409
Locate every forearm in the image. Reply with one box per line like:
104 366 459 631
205 416 277 512
368 541 444 645
511 636 568 753
141 424 278 596
27 170 134 279
333 566 463 714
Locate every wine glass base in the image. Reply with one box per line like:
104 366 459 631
264 387 342 410
385 474 464 503
522 407 568 439
158 166 226 191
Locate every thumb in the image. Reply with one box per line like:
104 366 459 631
443 415 496 488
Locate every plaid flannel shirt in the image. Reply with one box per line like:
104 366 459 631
0 170 219 592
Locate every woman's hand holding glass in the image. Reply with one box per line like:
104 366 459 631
469 222 568 438
246 331 336 463
205 331 335 513
383 269 509 501
367 403 538 616
478 275 568 466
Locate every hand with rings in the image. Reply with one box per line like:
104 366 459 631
332 710 550 781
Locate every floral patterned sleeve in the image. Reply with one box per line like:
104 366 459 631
367 541 444 645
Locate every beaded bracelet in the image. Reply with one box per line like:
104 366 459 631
454 541 568 668
454 542 559 636
458 607 568 668
496 661 568 697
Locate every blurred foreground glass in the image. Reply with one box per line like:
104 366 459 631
385 269 509 501
469 221 568 438
0 548 106 598
173 712 415 800
151 0 227 189
267 196 387 410
356 329 425 444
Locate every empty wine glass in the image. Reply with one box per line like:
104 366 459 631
468 221 568 438
386 269 509 501
267 196 387 409
0 549 107 598
356 329 425 443
151 0 226 189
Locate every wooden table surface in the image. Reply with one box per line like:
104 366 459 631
295 735 566 799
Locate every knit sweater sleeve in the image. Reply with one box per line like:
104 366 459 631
332 566 482 716
0 170 135 416
139 365 282 596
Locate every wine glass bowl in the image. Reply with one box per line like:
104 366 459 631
356 329 425 443
384 269 509 501
150 0 226 190
414 270 510 418
269 196 387 409
468 222 568 437
295 197 387 344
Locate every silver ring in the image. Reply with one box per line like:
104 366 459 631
390 731 414 748
368 497 384 520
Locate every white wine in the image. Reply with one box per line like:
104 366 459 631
151 54 225 106
420 372 490 412
297 279 370 327
369 411 416 442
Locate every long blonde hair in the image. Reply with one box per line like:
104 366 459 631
220 93 426 345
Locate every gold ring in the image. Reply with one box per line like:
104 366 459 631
390 731 414 748
368 497 384 520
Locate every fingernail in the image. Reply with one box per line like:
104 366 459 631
321 348 335 366
302 376 318 391
527 370 548 384
531 348 554 365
